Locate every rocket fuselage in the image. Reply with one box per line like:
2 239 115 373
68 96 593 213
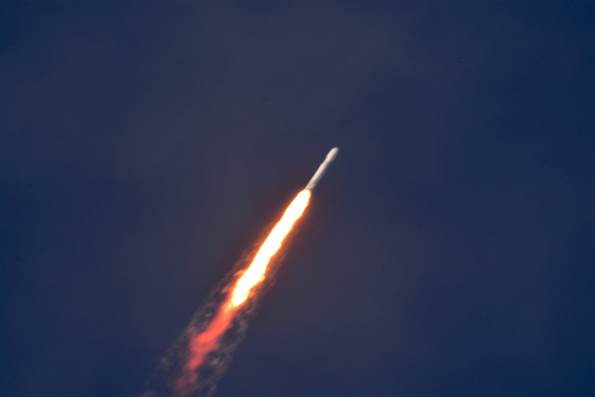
305 147 339 190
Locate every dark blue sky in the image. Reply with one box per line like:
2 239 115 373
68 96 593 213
1 2 593 396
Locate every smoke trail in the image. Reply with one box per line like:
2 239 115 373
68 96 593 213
141 190 311 397
141 269 253 397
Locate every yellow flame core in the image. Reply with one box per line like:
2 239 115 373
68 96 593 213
228 189 311 308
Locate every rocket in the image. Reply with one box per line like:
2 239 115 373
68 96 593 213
306 147 339 190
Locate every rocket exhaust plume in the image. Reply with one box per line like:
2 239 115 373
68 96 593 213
141 148 338 397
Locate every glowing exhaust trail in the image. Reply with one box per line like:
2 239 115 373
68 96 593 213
228 189 312 308
145 148 338 397
183 189 311 380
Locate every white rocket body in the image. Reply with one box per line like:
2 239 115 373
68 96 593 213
305 147 339 190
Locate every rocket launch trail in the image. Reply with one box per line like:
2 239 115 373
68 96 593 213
143 148 338 397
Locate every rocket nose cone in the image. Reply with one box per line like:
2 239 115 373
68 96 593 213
325 147 339 162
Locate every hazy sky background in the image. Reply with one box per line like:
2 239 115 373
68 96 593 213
1 2 593 396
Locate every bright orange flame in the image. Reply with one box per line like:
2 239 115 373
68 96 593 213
228 189 311 308
181 189 311 388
